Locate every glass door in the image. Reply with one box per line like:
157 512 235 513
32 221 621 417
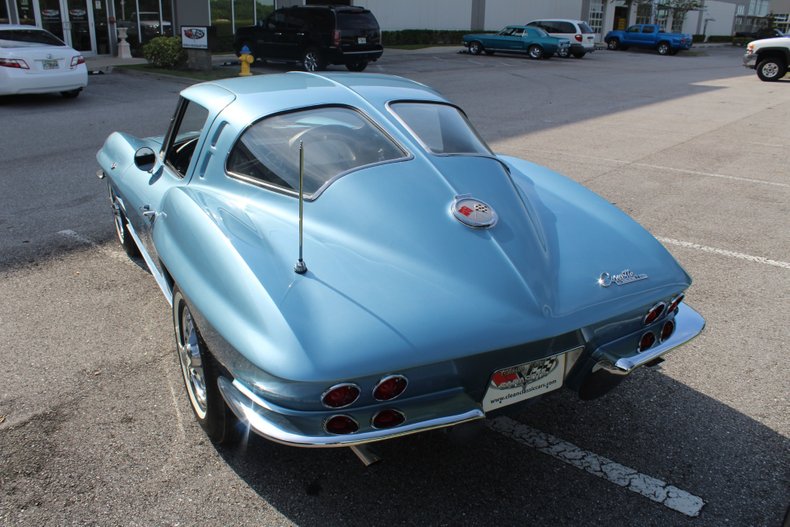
34 0 68 42
65 0 95 53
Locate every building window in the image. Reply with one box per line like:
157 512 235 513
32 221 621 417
636 4 652 25
588 0 604 34
656 8 669 29
671 12 685 33
0 0 9 24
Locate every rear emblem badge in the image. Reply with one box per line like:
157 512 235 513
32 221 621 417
598 269 648 287
451 195 497 229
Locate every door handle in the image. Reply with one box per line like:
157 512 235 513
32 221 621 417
142 205 161 220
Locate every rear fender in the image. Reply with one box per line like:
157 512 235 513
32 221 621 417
153 187 305 378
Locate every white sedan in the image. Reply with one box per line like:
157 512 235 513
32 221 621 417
0 24 87 98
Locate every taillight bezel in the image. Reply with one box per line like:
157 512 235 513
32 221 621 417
321 382 360 409
643 302 666 325
324 414 359 435
372 374 408 401
371 409 406 429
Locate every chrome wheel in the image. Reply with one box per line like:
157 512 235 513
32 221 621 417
303 49 322 72
176 301 208 418
108 186 138 257
607 39 618 50
469 41 482 55
111 197 125 245
528 45 543 59
657 42 670 55
763 63 778 77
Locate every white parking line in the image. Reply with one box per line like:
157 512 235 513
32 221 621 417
631 163 790 189
488 416 705 517
519 149 790 189
657 237 790 270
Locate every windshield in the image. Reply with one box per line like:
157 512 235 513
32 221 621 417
227 106 406 198
389 102 491 155
0 29 65 47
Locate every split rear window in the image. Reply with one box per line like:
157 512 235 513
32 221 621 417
227 106 406 198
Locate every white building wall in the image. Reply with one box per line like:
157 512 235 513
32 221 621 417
355 0 473 30
484 0 582 30
683 11 701 35
702 1 737 35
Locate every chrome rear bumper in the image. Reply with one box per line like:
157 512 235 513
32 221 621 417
595 303 705 376
217 376 484 448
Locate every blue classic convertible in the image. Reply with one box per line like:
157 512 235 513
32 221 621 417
97 73 704 463
463 25 570 59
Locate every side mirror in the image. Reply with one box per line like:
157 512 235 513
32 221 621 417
134 146 157 172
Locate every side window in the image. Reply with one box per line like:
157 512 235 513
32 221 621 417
626 26 639 33
558 22 576 33
270 12 287 29
164 100 209 177
512 27 524 36
642 26 655 33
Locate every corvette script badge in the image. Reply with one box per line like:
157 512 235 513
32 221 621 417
598 269 648 287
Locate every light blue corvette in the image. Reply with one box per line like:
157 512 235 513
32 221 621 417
97 73 704 462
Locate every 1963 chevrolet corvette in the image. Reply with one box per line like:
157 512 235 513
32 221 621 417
97 73 704 462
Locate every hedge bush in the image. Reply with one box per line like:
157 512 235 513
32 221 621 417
143 36 187 68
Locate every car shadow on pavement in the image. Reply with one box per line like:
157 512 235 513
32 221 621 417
215 371 788 527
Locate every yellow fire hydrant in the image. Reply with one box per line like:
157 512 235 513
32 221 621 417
239 45 254 77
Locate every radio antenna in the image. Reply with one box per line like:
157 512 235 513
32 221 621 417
294 141 308 274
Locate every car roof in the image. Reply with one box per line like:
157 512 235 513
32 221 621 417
0 24 47 30
185 72 446 121
528 19 585 24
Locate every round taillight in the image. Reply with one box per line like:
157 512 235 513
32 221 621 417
324 415 359 435
321 383 360 409
667 293 685 314
575 34 583 42
373 375 408 401
639 332 656 352
371 409 405 429
643 303 666 325
660 320 675 342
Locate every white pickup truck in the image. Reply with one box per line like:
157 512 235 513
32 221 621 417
743 33 790 81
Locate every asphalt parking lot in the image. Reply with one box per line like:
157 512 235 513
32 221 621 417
1 45 788 526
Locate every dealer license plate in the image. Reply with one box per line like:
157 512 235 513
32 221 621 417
42 59 59 70
482 352 567 412
357 37 366 44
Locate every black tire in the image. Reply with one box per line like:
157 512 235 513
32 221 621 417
302 47 326 72
607 38 619 50
61 89 80 98
657 41 671 55
557 46 570 58
756 57 787 81
345 60 368 72
528 44 544 60
108 186 138 258
469 41 483 55
572 50 586 59
173 286 239 444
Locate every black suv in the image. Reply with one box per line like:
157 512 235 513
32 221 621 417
233 5 383 72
